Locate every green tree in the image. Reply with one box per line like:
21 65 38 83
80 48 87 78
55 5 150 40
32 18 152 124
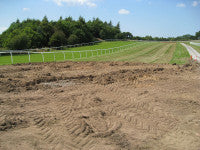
100 27 116 39
195 31 200 39
73 29 86 43
68 34 79 45
8 33 30 50
49 31 66 47
115 32 133 39
0 16 128 49
41 16 54 46
144 35 153 41
87 18 104 38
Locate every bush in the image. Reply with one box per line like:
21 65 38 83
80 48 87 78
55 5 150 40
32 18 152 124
68 34 79 45
49 30 66 47
8 34 30 50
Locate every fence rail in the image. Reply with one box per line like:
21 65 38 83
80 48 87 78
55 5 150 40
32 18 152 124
0 41 150 65
0 39 131 53
190 42 200 46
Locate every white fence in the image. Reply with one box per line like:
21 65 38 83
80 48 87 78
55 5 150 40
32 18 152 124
190 42 200 46
0 42 150 64
0 39 130 53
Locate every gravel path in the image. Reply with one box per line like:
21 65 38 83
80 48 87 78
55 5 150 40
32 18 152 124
181 43 200 62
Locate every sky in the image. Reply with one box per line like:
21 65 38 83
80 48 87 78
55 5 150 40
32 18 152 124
0 0 199 37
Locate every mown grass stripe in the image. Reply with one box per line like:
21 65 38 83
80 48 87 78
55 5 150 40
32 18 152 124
170 43 190 64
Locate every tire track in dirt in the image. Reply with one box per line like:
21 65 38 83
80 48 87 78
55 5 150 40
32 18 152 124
56 99 97 149
24 97 83 149
1 62 200 149
100 82 179 139
51 86 134 149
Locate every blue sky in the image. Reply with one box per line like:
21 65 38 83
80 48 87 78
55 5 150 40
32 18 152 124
0 0 199 37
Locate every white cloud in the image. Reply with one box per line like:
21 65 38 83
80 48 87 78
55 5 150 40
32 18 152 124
86 1 96 7
52 0 97 7
176 3 186 8
192 1 198 7
118 9 130 15
0 27 8 34
23 8 30 11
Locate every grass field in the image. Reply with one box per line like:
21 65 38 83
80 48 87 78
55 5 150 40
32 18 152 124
0 41 190 65
189 43 200 53
81 42 190 64
60 41 134 51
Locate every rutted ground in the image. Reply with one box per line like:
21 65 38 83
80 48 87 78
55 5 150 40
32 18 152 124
0 61 200 150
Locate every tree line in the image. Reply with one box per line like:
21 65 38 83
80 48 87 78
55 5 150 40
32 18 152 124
133 32 200 41
0 16 133 50
0 16 199 50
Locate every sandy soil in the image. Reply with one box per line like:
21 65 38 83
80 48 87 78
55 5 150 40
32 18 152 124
0 61 200 150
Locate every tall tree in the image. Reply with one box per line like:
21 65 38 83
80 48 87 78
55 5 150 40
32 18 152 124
195 31 200 39
49 30 66 47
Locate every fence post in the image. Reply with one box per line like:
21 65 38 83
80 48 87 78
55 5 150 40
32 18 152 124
79 51 81 58
63 52 66 60
97 50 98 56
28 52 31 63
72 51 74 59
86 51 88 58
10 52 13 64
92 50 93 57
101 49 102 55
41 53 44 62
54 52 56 61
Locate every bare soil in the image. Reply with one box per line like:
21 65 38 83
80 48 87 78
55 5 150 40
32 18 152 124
0 61 200 150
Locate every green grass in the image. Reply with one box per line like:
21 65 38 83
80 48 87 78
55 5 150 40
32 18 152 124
81 42 189 64
79 42 154 62
0 41 137 65
52 41 134 52
170 43 190 64
0 41 191 65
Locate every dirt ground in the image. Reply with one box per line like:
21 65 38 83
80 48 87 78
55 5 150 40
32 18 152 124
0 61 200 150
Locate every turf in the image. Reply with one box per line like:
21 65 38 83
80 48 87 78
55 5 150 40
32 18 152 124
60 41 134 51
0 41 190 65
170 43 190 64
0 41 137 65
80 42 189 64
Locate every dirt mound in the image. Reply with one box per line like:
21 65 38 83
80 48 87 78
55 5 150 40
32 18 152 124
0 61 200 150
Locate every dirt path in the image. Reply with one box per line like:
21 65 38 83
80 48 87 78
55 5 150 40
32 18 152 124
181 43 200 62
0 61 200 150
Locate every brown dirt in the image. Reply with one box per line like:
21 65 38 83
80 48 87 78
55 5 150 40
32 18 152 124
0 61 200 150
